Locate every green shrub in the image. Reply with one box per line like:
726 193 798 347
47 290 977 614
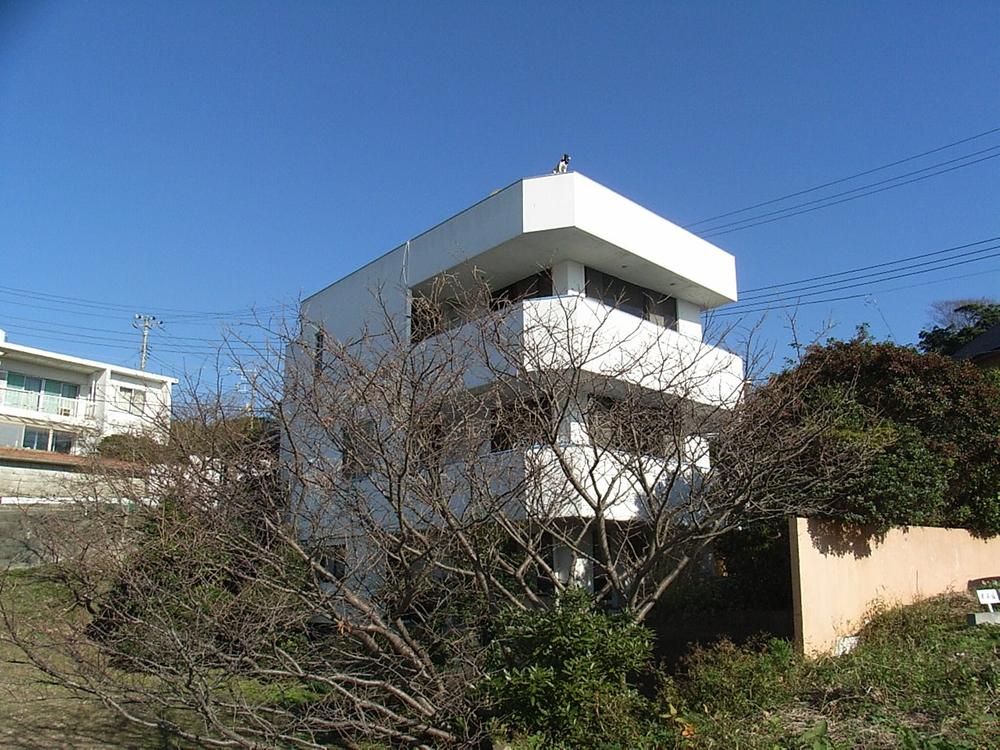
663 635 801 718
484 588 662 749
663 594 998 749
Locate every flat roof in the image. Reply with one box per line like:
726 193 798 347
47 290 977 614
303 172 737 309
0 337 177 384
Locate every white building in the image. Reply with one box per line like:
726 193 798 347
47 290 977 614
0 328 175 500
290 171 743 588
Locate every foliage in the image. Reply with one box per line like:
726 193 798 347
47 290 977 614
661 593 999 749
775 334 1000 535
918 301 1000 356
0 290 891 746
485 588 663 749
96 432 169 462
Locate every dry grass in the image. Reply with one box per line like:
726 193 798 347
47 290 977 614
0 569 171 750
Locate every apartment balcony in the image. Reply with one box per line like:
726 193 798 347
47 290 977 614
421 295 745 409
0 387 97 423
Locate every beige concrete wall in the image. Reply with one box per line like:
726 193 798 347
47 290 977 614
1 461 144 502
0 463 90 500
790 516 1000 655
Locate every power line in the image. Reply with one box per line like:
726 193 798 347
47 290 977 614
685 125 1000 228
0 294 276 327
734 237 1000 303
719 250 1000 316
0 315 268 350
701 151 1000 238
713 265 1000 318
731 246 1000 309
699 146 1000 235
738 236 1000 295
0 283 283 319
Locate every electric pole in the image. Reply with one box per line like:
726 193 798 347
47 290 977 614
133 314 163 370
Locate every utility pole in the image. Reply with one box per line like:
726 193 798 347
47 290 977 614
228 365 261 419
132 314 163 370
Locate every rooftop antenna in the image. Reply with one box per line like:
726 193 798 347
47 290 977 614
133 314 164 370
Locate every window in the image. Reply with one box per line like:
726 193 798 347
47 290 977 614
0 422 21 448
410 296 442 343
489 397 551 453
341 421 376 478
51 431 74 454
117 387 146 415
6 372 79 398
410 270 553 343
490 270 553 310
586 395 675 456
22 428 49 451
319 544 347 581
584 268 677 329
3 423 74 454
4 372 82 415
409 296 466 343
314 329 325 376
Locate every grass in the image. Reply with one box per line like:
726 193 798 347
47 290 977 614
0 568 172 750
2 570 996 749
661 593 999 749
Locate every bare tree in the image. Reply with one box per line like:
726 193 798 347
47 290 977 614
1 284 873 747
927 297 998 330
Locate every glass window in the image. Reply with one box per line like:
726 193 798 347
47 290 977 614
6 372 80 400
314 330 325 375
117 387 146 415
319 545 347 580
22 428 49 451
0 422 23 448
584 268 677 329
51 431 74 454
490 270 553 310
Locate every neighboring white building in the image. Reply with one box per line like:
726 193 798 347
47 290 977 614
290 171 743 587
0 328 175 501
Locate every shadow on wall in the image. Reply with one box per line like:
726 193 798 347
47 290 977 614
806 517 885 559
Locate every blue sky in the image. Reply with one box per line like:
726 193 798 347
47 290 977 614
1 1 998 386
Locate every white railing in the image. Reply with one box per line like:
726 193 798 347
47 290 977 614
0 387 94 419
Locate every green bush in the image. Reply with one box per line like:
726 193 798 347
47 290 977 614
662 636 800 718
484 588 663 749
773 336 1000 535
662 594 998 749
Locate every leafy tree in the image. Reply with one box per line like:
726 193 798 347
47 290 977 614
918 301 1000 356
777 334 1000 534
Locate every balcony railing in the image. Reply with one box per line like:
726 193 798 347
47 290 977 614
1 387 95 419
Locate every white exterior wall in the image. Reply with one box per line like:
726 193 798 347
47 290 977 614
289 173 743 553
0 336 175 457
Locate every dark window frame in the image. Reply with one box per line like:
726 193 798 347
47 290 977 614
584 268 678 330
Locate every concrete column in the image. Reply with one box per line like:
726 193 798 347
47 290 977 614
557 390 589 445
551 260 586 295
675 298 703 339
551 526 595 593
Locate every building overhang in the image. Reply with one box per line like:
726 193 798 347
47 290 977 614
0 341 177 384
403 172 738 309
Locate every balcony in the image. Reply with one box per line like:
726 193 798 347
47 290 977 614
418 295 745 409
1 387 95 421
